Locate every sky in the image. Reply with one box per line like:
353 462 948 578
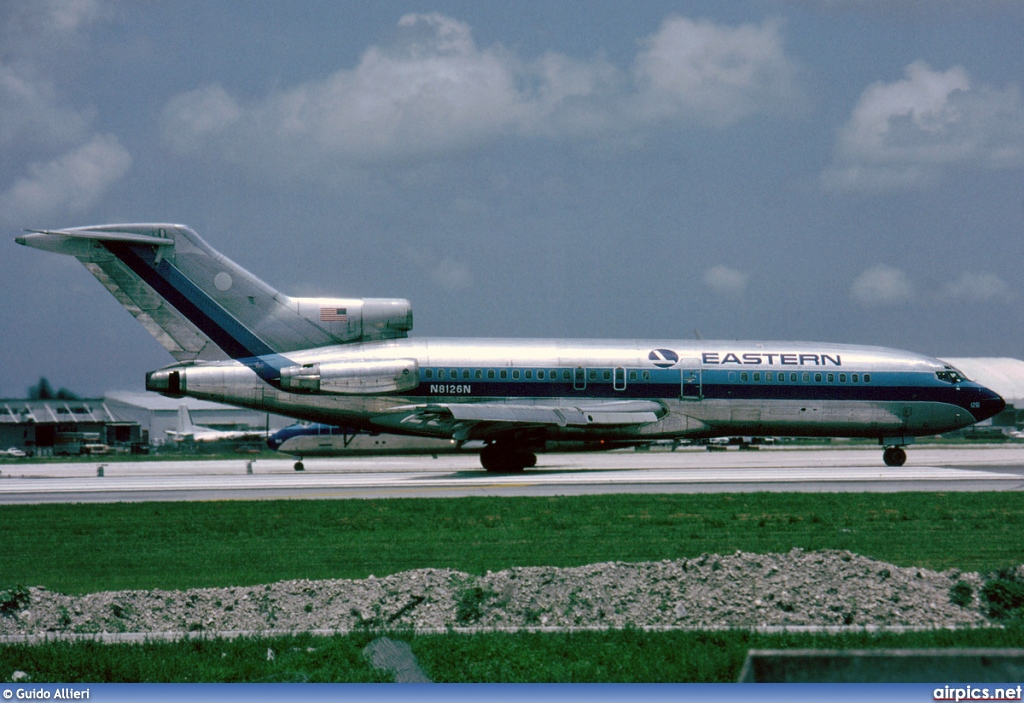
2 0 1023 398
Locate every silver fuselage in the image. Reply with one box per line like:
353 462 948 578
145 336 1003 445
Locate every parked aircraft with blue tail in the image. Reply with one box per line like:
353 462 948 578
17 224 1005 472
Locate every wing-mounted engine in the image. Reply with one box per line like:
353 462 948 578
280 358 419 395
292 297 413 344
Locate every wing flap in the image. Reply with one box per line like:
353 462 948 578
444 403 659 426
373 400 664 439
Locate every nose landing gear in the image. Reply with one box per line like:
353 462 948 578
882 446 907 467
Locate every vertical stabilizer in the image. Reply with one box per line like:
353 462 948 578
177 404 194 434
17 224 412 361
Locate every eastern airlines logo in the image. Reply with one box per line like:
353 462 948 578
702 352 842 366
648 349 679 368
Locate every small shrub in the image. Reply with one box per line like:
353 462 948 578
456 587 495 625
0 585 30 615
981 568 1024 621
949 581 973 608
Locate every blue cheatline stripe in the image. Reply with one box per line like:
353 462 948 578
104 242 286 382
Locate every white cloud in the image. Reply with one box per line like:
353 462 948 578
402 246 474 291
632 16 802 127
41 0 100 34
703 265 749 297
3 0 100 46
0 0 129 226
0 64 91 149
942 272 1016 303
850 265 914 305
160 85 242 153
160 13 802 174
0 134 132 222
824 61 1024 191
429 258 474 291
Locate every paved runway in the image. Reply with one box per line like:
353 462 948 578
1 445 1022 503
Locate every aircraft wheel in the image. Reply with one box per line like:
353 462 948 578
480 444 527 473
882 447 906 467
294 461 305 471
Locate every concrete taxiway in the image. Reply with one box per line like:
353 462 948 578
0 445 1022 504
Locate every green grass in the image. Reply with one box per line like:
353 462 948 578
3 628 1024 683
3 492 1024 683
1 493 1023 594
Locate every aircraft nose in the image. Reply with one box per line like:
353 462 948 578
970 386 1006 423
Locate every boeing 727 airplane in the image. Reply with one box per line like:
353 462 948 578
17 224 1005 471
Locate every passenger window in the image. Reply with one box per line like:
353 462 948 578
500 370 508 380
589 370 597 381
537 370 545 380
463 369 471 380
525 370 533 380
740 372 748 382
790 373 798 382
864 373 871 383
603 370 611 381
642 371 650 381
475 369 482 379
852 373 859 383
753 372 761 382
765 372 773 381
512 370 520 380
487 369 495 379
629 370 638 381
450 369 458 378
425 369 433 379
839 374 847 382
815 373 822 383
802 372 809 383
563 370 571 380
438 369 446 379
827 373 834 383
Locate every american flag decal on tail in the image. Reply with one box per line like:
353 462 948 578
320 307 348 322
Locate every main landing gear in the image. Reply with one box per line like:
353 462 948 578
882 446 907 467
480 442 537 473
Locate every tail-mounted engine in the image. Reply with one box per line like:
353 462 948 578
292 297 413 344
280 358 419 395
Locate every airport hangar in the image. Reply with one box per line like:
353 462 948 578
0 393 294 456
1 358 1022 456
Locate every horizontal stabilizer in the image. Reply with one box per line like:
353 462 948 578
22 227 175 247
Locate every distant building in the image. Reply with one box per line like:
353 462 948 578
103 391 294 445
0 398 141 455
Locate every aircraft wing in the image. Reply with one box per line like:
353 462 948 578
373 400 663 441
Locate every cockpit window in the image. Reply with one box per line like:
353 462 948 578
936 368 967 384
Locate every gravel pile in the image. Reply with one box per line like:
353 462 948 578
0 549 999 637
